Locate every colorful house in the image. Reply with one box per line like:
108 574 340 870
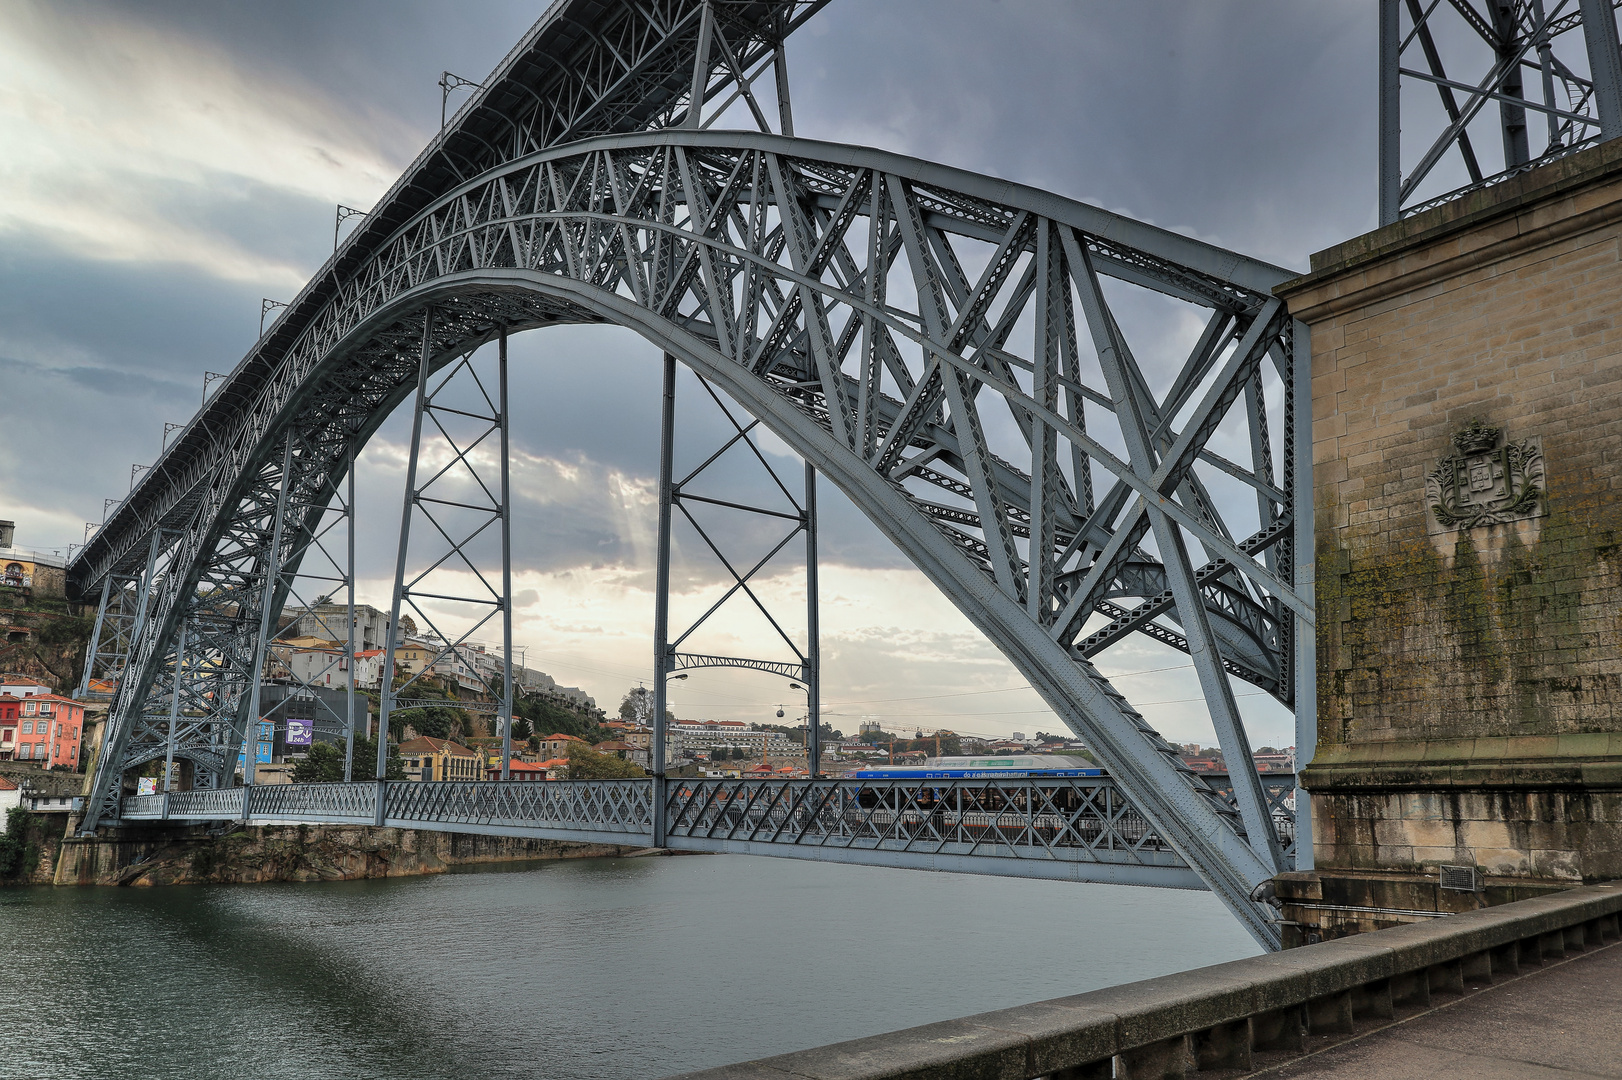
1 693 85 768
397 736 482 781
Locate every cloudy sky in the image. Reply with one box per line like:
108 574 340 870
0 0 1387 747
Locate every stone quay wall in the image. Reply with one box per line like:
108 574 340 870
1276 139 1622 933
10 819 644 887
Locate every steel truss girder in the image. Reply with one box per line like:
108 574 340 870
1380 0 1622 222
82 131 1304 947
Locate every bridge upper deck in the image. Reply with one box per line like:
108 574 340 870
69 0 827 591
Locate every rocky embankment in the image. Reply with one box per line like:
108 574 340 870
9 817 647 887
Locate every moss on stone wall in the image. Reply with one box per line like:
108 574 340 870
1318 461 1622 748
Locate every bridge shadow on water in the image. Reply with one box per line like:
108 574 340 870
0 854 1258 1079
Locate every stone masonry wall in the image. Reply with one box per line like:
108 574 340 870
1279 138 1622 885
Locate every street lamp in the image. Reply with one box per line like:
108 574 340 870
787 680 817 777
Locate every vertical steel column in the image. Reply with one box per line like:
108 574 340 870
1378 0 1401 225
652 353 677 847
499 326 515 781
773 40 794 136
344 443 357 783
76 576 114 699
1582 0 1622 138
85 535 159 832
1494 2 1530 169
804 462 820 775
1291 318 1316 871
379 309 435 808
163 621 186 795
243 434 294 817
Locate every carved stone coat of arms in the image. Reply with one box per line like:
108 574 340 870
1426 422 1546 534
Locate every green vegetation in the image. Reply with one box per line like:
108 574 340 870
564 740 646 779
382 677 472 742
0 808 41 880
291 737 404 782
516 695 605 743
618 685 673 725
849 727 962 757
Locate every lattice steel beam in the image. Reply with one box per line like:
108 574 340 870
1381 0 1622 222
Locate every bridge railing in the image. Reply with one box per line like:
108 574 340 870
252 781 375 821
663 776 1183 860
118 774 1294 870
120 793 167 818
383 779 652 834
164 787 249 819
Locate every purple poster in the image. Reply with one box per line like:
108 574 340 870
286 718 313 746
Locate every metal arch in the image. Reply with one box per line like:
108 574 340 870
71 0 827 596
81 132 1304 948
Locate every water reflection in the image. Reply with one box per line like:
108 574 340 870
0 855 1257 1079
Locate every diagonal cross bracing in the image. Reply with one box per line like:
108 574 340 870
75 140 1306 943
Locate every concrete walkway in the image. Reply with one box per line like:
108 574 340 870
1255 939 1622 1078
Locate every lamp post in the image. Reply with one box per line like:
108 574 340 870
787 680 815 776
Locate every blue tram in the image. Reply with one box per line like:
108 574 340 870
849 754 1103 780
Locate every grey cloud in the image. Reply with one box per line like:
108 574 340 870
1 2 1369 738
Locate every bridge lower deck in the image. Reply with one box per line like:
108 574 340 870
118 774 1296 891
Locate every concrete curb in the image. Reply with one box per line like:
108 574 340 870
666 882 1622 1080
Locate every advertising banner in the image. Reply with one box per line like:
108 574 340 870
286 718 313 747
136 777 158 796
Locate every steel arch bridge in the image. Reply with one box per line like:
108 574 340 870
71 0 1310 949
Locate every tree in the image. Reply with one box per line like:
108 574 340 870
564 740 646 779
617 685 674 724
618 686 648 721
0 808 41 880
389 703 464 742
398 615 418 637
511 716 532 741
517 696 601 743
290 737 404 782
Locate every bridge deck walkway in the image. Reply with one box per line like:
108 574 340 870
1264 936 1622 1079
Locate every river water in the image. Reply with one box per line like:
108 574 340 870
0 855 1258 1079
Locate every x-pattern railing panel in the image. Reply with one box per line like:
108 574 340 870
661 777 1201 866
383 779 653 832
251 782 376 820
162 787 249 819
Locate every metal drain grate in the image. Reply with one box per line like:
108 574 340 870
1440 864 1483 892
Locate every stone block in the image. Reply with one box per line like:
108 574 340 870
1192 1020 1254 1073
1114 1036 1191 1080
968 1000 1117 1078
722 1019 1033 1080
